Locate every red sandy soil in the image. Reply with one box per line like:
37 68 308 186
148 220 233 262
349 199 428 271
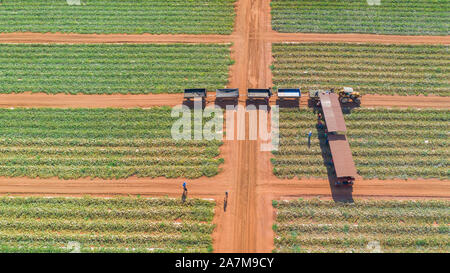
1 32 448 46
0 0 448 254
263 32 450 45
0 93 449 109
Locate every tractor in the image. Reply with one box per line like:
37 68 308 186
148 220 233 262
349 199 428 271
337 87 361 104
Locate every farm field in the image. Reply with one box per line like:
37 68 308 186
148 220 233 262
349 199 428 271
0 0 448 256
0 44 232 94
0 196 215 253
271 0 450 35
272 199 450 253
0 0 236 34
272 43 450 96
0 107 223 179
272 108 449 180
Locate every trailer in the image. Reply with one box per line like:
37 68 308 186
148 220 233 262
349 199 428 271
318 92 347 133
216 88 239 102
277 88 301 101
247 88 272 103
328 134 357 186
184 88 206 102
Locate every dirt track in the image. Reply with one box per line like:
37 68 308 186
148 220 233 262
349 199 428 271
0 0 449 254
1 32 449 46
1 92 449 109
264 32 450 45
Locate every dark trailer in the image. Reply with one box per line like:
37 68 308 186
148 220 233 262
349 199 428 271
328 134 357 185
184 88 207 102
277 88 301 100
216 88 239 102
247 88 272 103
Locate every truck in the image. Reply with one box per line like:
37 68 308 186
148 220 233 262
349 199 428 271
184 88 207 103
216 88 239 103
247 88 272 103
277 88 301 101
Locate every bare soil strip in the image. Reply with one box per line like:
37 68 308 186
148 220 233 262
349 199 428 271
1 92 448 109
0 92 183 108
264 32 450 45
1 32 448 45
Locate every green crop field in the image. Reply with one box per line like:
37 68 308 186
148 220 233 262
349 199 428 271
0 107 223 179
272 108 449 180
0 0 235 34
272 199 450 253
272 43 450 96
0 44 232 94
0 196 215 253
271 0 449 35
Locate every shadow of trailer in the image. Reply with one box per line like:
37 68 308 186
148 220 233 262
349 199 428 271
247 88 272 104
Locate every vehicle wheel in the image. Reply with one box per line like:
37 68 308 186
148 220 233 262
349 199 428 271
340 97 349 103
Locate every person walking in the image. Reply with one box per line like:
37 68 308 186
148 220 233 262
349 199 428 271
307 131 312 148
181 182 188 203
224 191 229 212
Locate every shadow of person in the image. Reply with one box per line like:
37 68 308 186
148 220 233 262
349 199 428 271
223 197 228 212
181 190 187 203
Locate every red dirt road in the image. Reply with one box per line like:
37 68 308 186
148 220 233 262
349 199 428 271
0 92 183 108
1 92 449 109
264 32 450 45
1 32 449 46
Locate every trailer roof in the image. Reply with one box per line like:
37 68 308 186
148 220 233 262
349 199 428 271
328 134 357 178
278 88 301 98
319 93 347 133
216 88 239 98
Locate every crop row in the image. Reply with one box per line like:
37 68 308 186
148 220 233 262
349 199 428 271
272 199 450 253
0 0 235 34
0 196 215 253
0 108 223 179
272 43 450 96
272 108 449 179
0 44 232 94
271 0 449 35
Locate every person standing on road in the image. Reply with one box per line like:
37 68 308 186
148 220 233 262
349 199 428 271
183 182 187 192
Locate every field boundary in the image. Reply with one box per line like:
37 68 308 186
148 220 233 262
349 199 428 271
1 32 449 45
